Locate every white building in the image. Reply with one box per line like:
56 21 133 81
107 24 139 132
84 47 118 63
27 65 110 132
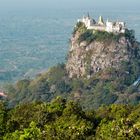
78 14 126 34
78 14 96 28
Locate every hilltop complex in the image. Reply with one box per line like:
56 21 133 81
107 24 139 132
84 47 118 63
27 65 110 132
78 14 126 33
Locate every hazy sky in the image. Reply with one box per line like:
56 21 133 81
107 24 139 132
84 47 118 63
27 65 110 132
0 0 139 11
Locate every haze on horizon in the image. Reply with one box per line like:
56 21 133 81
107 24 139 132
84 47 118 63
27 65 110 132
0 0 139 12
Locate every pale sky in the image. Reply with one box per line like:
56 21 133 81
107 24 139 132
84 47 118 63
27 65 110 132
0 0 139 11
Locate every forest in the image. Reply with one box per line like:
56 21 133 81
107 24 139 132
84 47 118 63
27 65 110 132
1 97 140 140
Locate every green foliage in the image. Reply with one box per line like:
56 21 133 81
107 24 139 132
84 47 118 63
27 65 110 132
4 122 42 140
2 98 140 139
73 22 86 35
45 102 94 139
0 101 7 137
78 30 95 44
1 98 97 139
78 30 123 45
5 63 72 107
125 29 135 43
95 104 140 139
96 118 136 139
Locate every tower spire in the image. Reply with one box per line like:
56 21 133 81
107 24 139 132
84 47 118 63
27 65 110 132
87 12 90 18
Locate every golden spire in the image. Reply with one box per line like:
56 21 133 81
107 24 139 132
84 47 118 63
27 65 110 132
98 16 104 25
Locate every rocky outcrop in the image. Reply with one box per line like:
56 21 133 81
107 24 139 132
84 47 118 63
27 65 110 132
66 27 139 78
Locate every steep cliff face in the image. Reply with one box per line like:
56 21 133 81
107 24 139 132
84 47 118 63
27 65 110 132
66 23 139 78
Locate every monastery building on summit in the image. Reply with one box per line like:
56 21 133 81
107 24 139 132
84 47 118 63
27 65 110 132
78 14 126 34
